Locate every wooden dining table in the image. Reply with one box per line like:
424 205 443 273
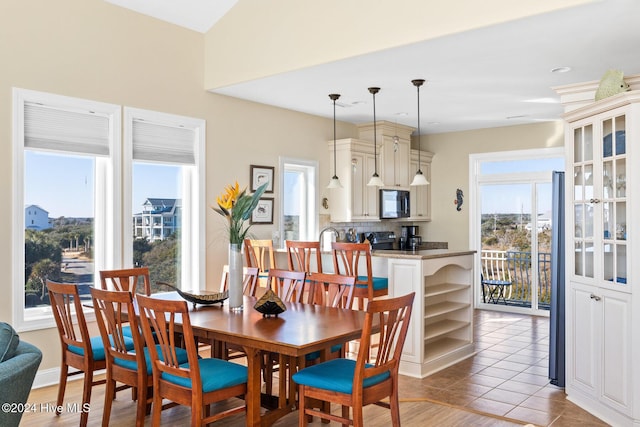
153 293 370 427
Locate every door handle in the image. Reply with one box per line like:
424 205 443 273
590 293 601 301
589 198 601 204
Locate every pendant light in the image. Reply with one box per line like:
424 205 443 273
410 79 430 186
327 93 343 189
367 87 385 187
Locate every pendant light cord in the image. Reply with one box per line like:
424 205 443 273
412 79 425 173
329 94 340 181
368 87 380 177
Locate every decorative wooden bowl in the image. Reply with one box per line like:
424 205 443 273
158 282 228 308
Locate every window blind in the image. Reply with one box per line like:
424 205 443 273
24 102 110 156
132 119 196 165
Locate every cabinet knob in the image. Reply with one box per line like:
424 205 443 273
589 198 601 204
590 293 601 301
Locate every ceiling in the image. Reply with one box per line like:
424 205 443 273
105 0 640 134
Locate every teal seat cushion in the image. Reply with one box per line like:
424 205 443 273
114 345 189 375
161 358 247 392
0 322 20 362
292 358 390 394
356 276 388 291
68 335 134 361
305 344 343 361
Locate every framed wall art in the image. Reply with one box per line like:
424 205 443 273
251 197 274 224
250 165 274 193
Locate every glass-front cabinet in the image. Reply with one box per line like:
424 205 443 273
571 110 628 291
560 85 640 426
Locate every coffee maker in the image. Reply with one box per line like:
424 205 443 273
400 225 422 251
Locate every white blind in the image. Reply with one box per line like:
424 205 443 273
24 102 110 156
132 119 196 165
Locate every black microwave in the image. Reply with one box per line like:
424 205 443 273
379 189 410 219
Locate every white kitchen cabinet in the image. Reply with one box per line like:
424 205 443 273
358 121 415 188
386 251 475 378
557 80 640 426
409 149 433 221
381 135 411 187
328 138 380 222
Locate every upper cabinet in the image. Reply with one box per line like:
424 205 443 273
358 121 414 188
409 149 434 221
328 121 434 222
328 138 380 222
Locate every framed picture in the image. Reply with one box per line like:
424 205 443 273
250 165 274 193
251 198 274 224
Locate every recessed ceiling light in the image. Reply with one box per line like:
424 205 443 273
351 101 366 105
551 66 572 73
506 115 527 119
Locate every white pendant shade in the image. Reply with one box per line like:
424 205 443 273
410 170 430 186
327 176 343 188
367 174 384 187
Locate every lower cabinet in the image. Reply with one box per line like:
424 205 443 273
567 282 633 423
387 252 475 378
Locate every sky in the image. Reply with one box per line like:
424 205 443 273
25 151 180 218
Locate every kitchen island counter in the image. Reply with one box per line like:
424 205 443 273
372 248 475 260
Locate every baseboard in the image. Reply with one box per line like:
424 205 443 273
32 367 106 389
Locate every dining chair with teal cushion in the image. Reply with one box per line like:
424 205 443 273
92 288 185 427
332 242 388 310
137 294 248 426
48 280 109 427
293 292 415 427
99 268 152 339
304 272 356 363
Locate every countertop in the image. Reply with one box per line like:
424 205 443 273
371 249 476 260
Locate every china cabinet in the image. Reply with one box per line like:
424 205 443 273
556 77 640 426
409 149 433 221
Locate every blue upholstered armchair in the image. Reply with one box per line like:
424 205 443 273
0 322 43 427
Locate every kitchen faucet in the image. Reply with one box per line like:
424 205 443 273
318 227 340 251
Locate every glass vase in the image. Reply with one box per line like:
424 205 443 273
228 242 244 310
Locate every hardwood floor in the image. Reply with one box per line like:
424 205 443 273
20 310 607 426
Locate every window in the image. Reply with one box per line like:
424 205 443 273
123 108 205 292
279 158 318 245
13 88 120 331
13 90 205 332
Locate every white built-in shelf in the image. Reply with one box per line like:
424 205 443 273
424 283 467 298
425 301 469 319
424 337 469 360
425 319 469 341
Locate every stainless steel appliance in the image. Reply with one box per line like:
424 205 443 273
379 189 410 219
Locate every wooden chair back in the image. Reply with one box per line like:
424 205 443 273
267 269 307 303
90 287 149 427
136 294 247 425
286 240 323 274
219 265 260 296
244 239 276 274
307 272 356 309
100 267 152 296
331 241 374 302
47 280 106 427
295 292 416 426
137 295 200 387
